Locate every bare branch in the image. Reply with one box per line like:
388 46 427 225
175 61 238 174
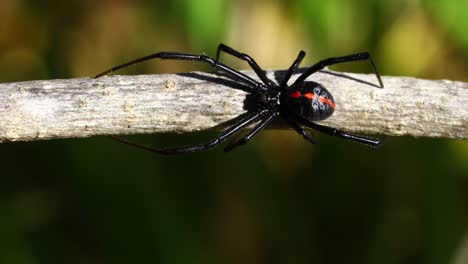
0 70 466 142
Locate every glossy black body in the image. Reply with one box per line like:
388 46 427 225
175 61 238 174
96 43 384 154
283 81 335 121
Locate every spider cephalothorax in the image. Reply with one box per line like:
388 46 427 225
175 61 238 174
96 43 384 154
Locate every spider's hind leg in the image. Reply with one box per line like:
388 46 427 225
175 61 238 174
216 43 273 87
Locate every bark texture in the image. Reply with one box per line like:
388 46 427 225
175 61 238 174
0 70 466 142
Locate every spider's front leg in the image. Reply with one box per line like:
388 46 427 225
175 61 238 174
280 50 306 89
293 52 384 88
224 111 278 152
94 51 263 91
284 116 316 144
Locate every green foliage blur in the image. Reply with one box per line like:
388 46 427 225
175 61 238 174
0 0 467 263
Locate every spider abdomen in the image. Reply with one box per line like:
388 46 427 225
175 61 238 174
283 81 335 121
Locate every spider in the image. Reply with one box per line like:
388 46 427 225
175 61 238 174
95 43 384 154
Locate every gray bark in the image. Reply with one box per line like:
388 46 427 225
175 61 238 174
0 70 466 142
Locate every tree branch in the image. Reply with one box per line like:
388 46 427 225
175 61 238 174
0 70 466 143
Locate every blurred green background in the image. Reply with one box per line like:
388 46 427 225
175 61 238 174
0 0 467 263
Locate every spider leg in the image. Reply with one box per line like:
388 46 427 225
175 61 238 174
293 52 384 88
284 117 316 144
297 117 383 148
110 112 261 155
224 112 278 152
280 50 306 89
216 43 273 88
95 51 263 91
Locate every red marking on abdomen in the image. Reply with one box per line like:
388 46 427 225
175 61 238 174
290 91 301 98
304 92 315 100
289 91 335 109
319 97 335 109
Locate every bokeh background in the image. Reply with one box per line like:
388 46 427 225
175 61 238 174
0 0 467 263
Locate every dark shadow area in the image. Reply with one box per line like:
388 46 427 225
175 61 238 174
210 111 254 131
179 71 291 131
177 71 253 93
272 68 289 85
107 72 265 151
177 71 261 129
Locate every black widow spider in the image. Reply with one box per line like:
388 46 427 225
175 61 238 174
95 43 384 154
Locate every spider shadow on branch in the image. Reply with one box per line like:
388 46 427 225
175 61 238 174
177 71 275 131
